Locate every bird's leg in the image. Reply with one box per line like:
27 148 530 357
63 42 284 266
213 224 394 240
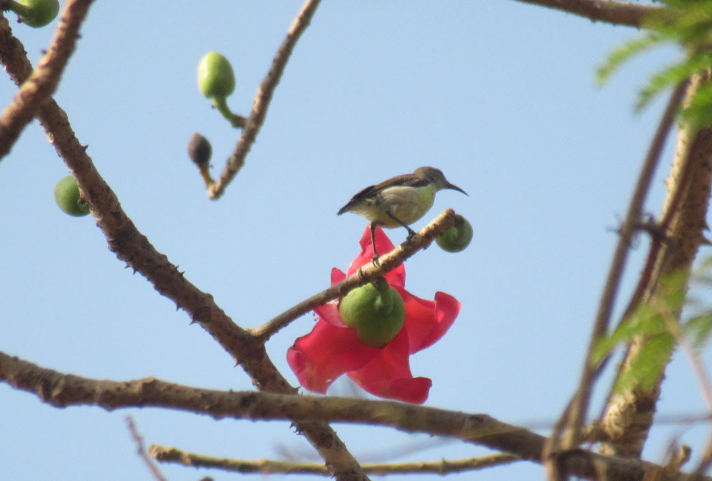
385 211 418 240
370 222 380 266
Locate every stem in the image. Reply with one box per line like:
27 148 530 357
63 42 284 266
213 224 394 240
6 0 33 18
212 96 247 129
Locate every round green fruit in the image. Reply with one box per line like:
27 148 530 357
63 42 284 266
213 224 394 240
436 217 473 253
197 51 235 100
8 0 60 28
54 175 90 217
338 278 405 348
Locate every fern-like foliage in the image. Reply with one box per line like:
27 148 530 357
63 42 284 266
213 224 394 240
598 0 712 127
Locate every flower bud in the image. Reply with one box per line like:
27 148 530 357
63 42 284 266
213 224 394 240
197 51 235 100
7 0 59 28
187 132 212 168
54 175 90 217
436 216 473 253
338 278 405 348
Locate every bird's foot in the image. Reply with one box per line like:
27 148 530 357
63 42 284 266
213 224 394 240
371 254 381 267
405 226 418 242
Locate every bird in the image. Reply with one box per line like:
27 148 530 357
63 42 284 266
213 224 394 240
338 166 468 263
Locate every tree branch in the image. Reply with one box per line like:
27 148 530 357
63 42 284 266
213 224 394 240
0 1 95 161
148 445 520 475
207 0 322 199
510 0 665 28
1 350 707 481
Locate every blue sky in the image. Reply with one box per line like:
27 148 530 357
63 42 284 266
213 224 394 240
1 1 709 480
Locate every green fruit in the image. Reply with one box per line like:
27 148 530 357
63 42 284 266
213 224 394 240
54 175 90 217
436 216 473 253
338 278 405 348
8 0 59 28
197 51 235 99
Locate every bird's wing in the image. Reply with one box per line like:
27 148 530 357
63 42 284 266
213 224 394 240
338 184 379 214
337 173 432 214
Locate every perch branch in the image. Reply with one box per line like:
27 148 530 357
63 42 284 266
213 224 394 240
0 0 95 161
207 0 322 199
249 209 462 341
149 445 520 475
1 351 709 481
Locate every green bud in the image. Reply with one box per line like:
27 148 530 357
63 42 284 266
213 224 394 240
197 51 235 100
436 216 473 253
338 278 405 348
187 132 212 168
7 0 59 28
54 175 90 217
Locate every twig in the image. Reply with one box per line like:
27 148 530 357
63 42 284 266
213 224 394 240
126 417 169 481
544 80 689 472
249 209 461 341
0 0 95 161
2 350 709 481
510 0 665 28
149 445 520 475
207 0 322 199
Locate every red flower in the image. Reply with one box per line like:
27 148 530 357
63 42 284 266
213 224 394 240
287 227 461 404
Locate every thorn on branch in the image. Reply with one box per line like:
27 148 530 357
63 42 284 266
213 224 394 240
609 214 670 247
632 215 669 244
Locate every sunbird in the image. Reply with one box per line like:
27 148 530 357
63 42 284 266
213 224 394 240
338 166 468 262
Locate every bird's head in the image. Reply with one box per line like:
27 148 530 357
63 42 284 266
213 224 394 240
414 166 468 195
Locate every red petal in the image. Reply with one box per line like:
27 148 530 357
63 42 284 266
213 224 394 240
345 226 405 287
397 288 461 354
331 268 346 285
313 301 347 327
347 329 432 404
287 320 378 394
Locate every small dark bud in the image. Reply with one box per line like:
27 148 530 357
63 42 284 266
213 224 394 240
188 132 212 168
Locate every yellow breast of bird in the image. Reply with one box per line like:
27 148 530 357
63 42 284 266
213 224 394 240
368 185 436 227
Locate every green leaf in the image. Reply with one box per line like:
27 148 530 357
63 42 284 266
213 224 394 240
684 313 712 348
636 51 712 112
592 303 667 365
596 33 665 86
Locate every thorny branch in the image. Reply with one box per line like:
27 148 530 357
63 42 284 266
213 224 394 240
0 1 95 161
543 80 689 478
1 350 708 481
600 73 712 459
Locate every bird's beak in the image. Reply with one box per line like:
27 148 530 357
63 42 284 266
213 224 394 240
446 182 468 196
